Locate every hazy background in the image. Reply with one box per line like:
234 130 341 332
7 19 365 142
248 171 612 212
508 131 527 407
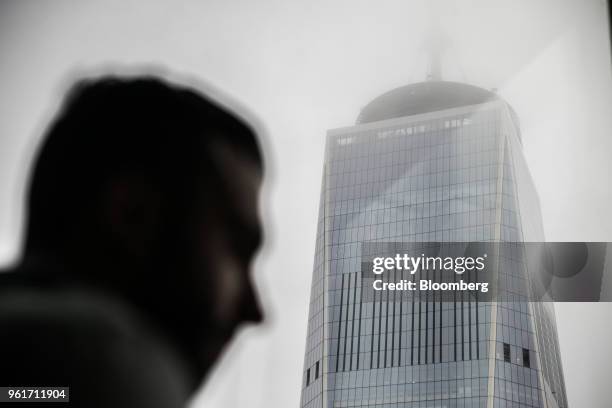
0 0 611 407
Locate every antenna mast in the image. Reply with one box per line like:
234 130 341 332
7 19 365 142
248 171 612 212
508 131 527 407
425 0 445 81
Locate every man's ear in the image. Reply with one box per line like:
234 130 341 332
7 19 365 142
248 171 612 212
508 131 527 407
102 173 162 259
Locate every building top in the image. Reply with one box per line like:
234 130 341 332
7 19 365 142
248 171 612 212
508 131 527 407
356 81 499 124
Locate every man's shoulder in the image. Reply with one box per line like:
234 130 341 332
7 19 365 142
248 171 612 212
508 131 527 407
0 280 191 407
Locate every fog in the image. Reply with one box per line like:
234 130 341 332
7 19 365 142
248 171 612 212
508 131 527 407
0 1 610 406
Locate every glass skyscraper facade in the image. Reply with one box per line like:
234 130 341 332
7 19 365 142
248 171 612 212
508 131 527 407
300 81 568 408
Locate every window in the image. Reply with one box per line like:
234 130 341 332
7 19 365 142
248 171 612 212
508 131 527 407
523 348 530 368
306 368 310 386
315 361 320 379
503 343 511 363
338 136 354 146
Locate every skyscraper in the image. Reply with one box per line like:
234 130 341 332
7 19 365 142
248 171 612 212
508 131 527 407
300 80 568 408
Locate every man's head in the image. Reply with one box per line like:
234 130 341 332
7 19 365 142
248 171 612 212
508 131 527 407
23 75 264 383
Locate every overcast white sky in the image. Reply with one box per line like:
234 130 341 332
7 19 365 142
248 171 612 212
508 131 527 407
0 1 611 407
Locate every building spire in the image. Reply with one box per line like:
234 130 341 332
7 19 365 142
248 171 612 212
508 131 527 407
427 43 442 81
425 0 446 81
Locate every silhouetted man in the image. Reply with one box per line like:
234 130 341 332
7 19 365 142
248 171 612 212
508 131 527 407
0 76 264 407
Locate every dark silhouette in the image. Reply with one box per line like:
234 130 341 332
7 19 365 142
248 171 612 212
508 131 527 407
0 76 264 407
